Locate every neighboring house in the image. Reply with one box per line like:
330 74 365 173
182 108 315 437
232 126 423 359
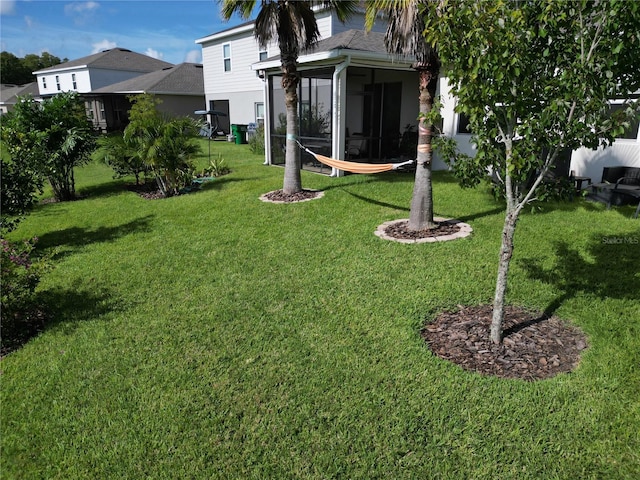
33 48 173 96
89 63 206 132
196 20 276 136
33 48 174 132
0 82 40 114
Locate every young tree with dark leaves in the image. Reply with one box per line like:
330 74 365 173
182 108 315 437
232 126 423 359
2 92 95 202
423 0 640 344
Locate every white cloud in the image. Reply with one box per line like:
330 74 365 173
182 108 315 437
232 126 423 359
144 48 163 60
24 15 33 28
64 2 100 15
65 1 100 25
0 0 16 15
92 39 117 53
185 50 201 63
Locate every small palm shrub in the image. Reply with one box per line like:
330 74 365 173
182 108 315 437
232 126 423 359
200 153 230 178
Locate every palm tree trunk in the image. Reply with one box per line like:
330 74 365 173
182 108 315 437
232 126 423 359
281 50 302 195
408 68 438 231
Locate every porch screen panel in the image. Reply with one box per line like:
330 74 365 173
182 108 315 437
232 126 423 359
269 75 287 166
268 70 333 169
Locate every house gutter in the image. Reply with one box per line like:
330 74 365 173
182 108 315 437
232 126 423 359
331 53 350 177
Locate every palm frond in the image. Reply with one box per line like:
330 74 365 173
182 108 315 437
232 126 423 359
220 0 256 21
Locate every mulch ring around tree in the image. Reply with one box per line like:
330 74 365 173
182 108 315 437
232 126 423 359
259 189 324 203
375 217 473 243
422 304 588 381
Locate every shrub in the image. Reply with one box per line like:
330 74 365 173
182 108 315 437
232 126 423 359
200 153 230 177
1 237 50 353
248 123 265 155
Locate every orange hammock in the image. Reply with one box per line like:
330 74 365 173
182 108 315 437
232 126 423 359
297 141 414 174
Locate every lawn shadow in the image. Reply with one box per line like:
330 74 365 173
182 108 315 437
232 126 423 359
195 175 260 192
1 286 123 356
36 215 155 260
77 179 131 199
519 229 640 315
341 189 409 212
341 188 506 222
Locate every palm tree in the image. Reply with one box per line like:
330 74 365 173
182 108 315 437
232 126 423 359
220 0 358 195
365 0 440 230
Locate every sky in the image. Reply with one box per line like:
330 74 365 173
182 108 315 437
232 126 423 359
0 0 248 65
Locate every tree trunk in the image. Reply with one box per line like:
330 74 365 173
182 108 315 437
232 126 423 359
490 208 518 344
281 49 302 195
408 68 438 231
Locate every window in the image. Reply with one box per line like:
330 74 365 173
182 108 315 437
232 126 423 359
84 101 94 119
42 77 47 89
97 100 105 120
609 103 639 140
255 102 264 122
457 112 471 134
223 44 231 72
55 75 61 91
72 74 77 90
257 50 268 77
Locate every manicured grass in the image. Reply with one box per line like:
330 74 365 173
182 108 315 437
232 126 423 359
2 139 639 479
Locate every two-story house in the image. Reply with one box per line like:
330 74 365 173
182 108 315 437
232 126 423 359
196 10 430 175
200 10 638 179
88 63 206 132
33 48 173 132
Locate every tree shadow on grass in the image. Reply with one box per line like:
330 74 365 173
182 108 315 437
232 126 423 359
195 175 261 192
1 286 123 356
519 230 640 316
36 215 155 260
77 179 131 199
340 189 410 212
341 188 505 223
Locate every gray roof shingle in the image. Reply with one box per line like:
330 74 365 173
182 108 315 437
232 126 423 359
91 63 204 95
305 29 388 54
34 48 173 74
0 82 40 103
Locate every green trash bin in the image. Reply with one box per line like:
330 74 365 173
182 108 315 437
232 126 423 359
231 124 248 144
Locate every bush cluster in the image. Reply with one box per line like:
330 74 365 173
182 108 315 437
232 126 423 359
1 237 49 352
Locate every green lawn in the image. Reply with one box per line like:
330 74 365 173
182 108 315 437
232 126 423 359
2 140 639 479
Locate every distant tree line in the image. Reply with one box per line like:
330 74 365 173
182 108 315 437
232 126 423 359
0 51 67 85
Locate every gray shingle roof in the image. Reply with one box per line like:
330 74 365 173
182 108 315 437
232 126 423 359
34 48 173 74
0 82 39 103
91 63 204 95
305 29 388 54
260 30 408 64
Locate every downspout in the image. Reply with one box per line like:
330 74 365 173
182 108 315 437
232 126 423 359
331 54 350 177
261 72 271 165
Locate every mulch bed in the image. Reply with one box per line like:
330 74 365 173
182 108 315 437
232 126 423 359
262 189 323 203
126 183 167 200
384 220 461 240
422 304 588 381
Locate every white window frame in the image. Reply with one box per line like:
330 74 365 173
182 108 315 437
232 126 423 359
609 99 640 141
255 102 264 122
223 44 231 73
55 75 61 91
